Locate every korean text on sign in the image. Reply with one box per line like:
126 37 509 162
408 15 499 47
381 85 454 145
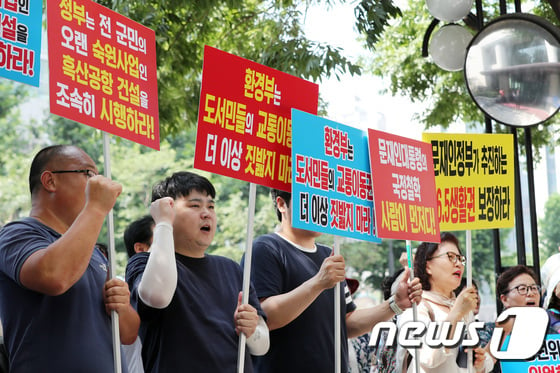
501 335 560 373
422 133 515 231
194 45 319 191
291 109 380 243
368 128 439 242
48 0 159 149
0 0 41 86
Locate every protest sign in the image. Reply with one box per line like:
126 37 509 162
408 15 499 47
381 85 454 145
48 0 159 149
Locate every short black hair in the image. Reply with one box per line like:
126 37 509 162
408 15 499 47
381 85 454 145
124 215 155 258
381 268 405 300
496 264 537 296
271 189 291 222
550 292 560 310
415 232 461 291
95 242 108 259
29 145 76 195
151 171 215 202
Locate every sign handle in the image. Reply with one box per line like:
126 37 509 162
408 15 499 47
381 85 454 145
466 230 473 373
407 240 420 373
103 133 122 373
334 236 341 373
237 182 257 373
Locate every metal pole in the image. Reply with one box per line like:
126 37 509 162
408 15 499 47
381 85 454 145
475 0 484 30
476 0 507 315
511 127 527 265
499 0 507 15
334 236 341 373
103 133 122 373
485 116 504 313
466 231 473 373
388 240 395 275
514 0 521 13
237 182 257 373
406 240 420 373
525 128 541 284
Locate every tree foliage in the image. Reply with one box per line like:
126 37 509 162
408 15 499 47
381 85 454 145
366 0 560 159
92 0 356 137
89 0 405 137
0 81 33 224
539 193 560 261
1 0 406 276
1 0 529 285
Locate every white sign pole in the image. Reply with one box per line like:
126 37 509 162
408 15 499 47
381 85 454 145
334 236 341 373
237 182 257 373
466 230 473 373
103 133 122 373
407 240 420 373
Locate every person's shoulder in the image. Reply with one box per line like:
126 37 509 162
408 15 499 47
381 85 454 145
252 233 285 251
125 252 150 282
126 252 150 269
0 217 56 240
313 242 333 258
316 242 332 254
253 233 279 245
1 217 39 231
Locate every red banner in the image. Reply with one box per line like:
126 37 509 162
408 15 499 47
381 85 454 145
194 45 319 191
368 129 440 242
48 0 159 150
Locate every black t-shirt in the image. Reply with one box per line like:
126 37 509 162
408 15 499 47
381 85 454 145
127 252 264 373
246 233 356 373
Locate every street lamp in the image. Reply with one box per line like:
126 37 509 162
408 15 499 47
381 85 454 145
429 24 473 71
425 0 474 71
426 0 474 22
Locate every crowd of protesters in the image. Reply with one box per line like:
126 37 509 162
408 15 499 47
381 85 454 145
0 145 557 373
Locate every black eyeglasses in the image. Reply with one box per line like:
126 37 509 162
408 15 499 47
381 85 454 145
505 284 541 296
51 169 97 178
428 252 466 265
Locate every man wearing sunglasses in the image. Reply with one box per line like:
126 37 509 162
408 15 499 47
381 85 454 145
0 145 139 373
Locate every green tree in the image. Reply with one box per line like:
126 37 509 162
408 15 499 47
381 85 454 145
340 228 501 295
92 0 406 137
0 81 33 225
366 0 560 158
340 238 408 291
539 193 560 261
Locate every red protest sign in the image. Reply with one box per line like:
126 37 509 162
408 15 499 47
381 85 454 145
47 0 159 150
368 129 440 242
194 45 319 191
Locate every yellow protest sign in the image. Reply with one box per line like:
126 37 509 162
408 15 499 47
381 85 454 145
422 133 515 230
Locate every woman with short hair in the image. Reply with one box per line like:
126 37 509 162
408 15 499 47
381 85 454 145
397 232 493 373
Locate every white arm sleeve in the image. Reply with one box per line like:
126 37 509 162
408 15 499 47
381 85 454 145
246 315 270 356
138 222 177 309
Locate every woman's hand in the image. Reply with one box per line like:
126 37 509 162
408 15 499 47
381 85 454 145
450 286 478 320
473 346 490 372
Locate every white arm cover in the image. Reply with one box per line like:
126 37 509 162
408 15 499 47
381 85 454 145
138 222 177 309
246 315 270 356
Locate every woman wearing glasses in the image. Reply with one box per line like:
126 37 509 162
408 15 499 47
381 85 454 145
480 264 546 373
495 265 551 340
497 265 541 311
396 232 493 373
